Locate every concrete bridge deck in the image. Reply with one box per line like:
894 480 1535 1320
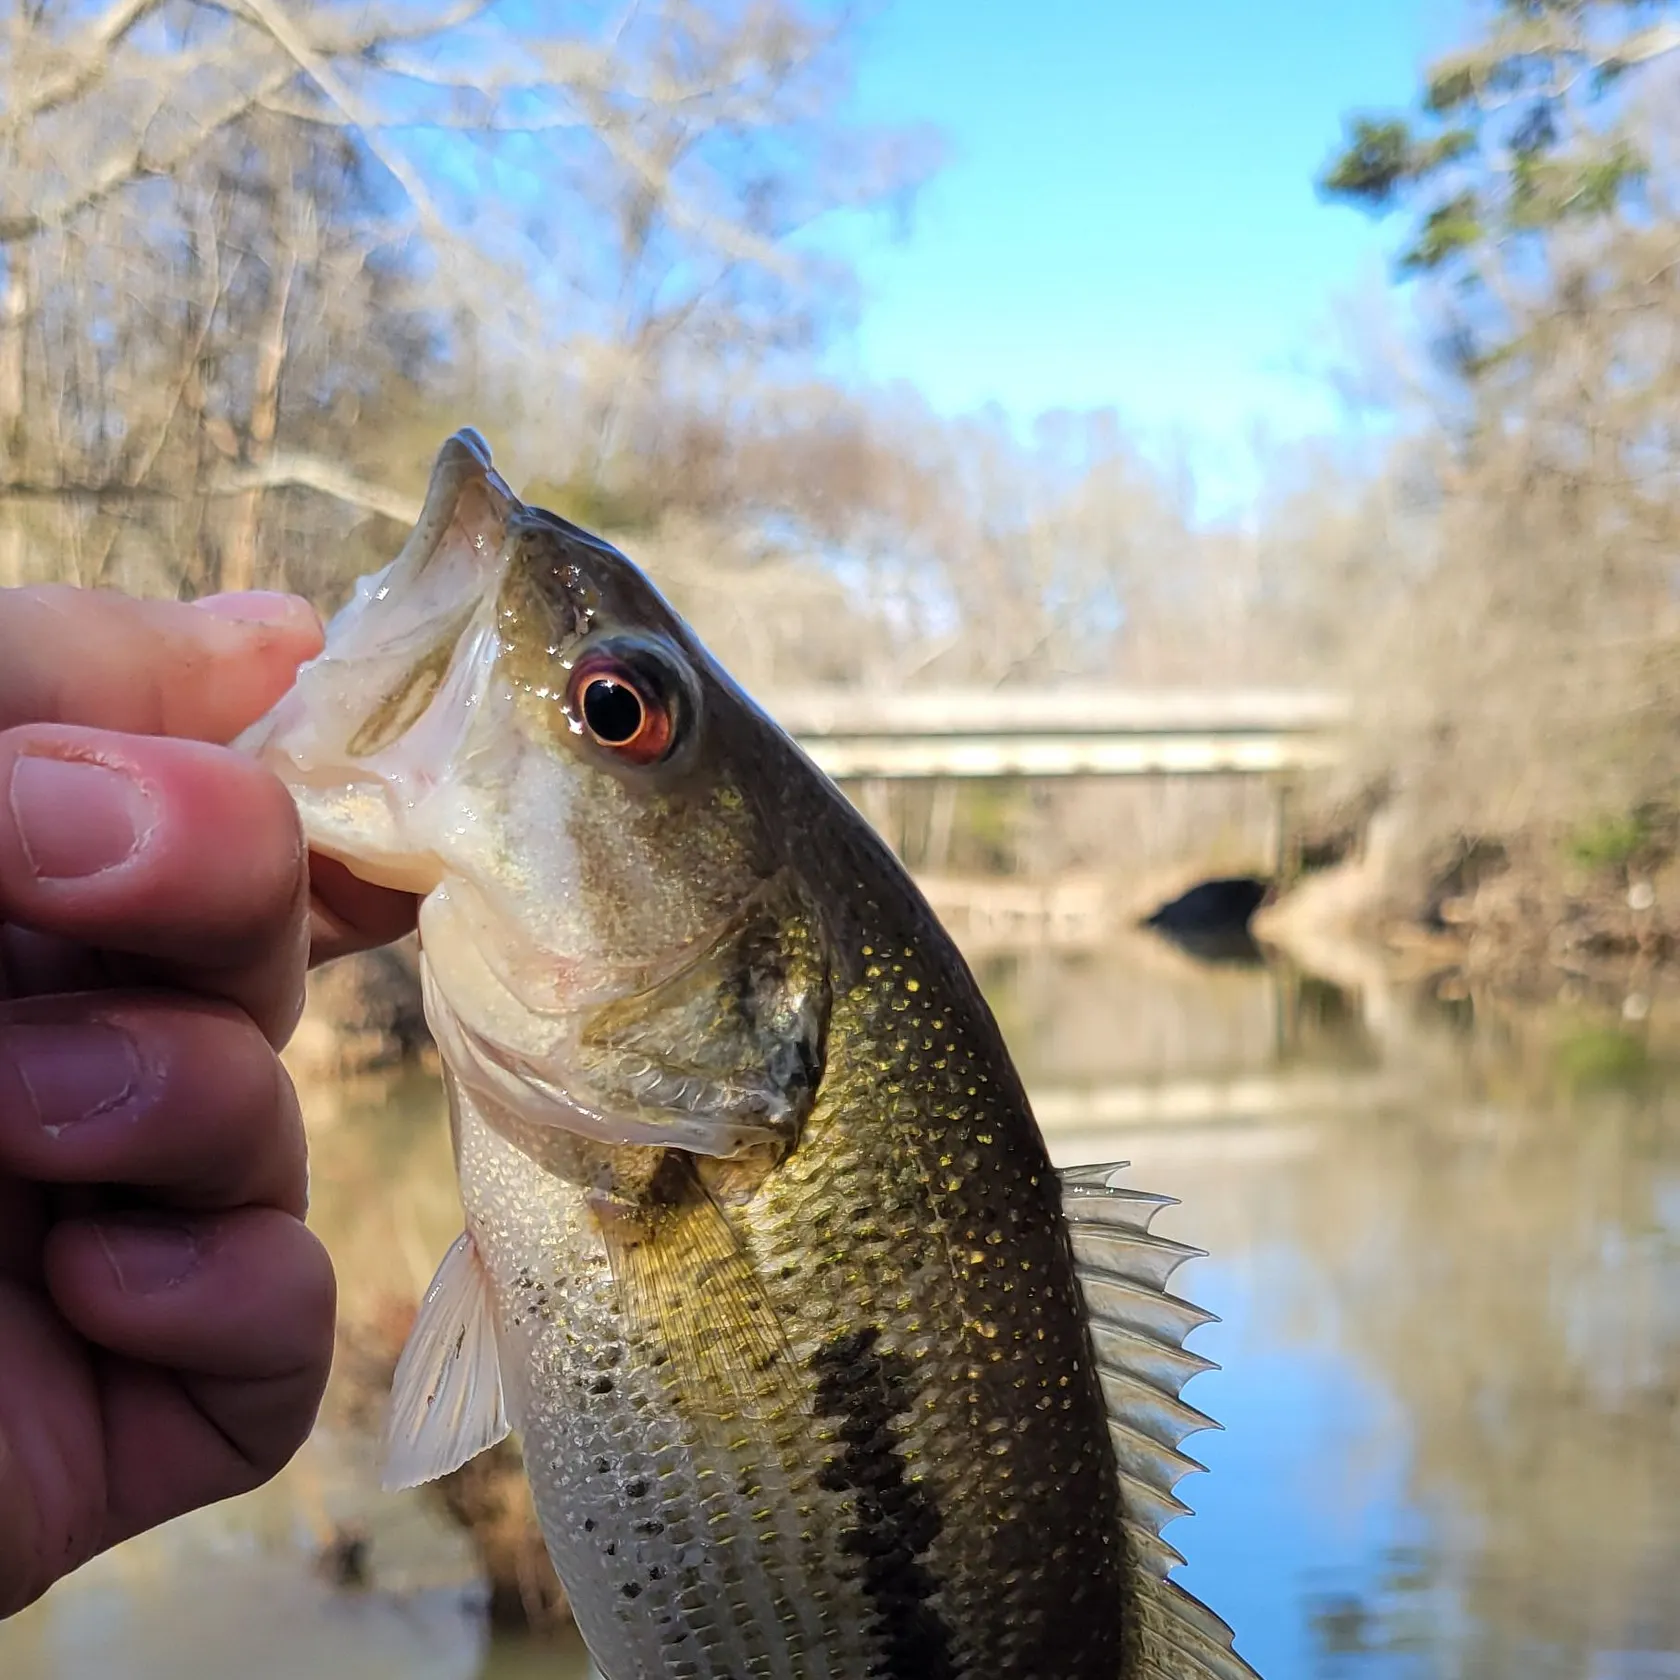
759 687 1349 779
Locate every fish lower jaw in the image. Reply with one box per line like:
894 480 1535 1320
291 782 446 892
309 835 444 895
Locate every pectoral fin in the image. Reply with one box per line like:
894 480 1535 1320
382 1230 510 1492
593 1163 801 1433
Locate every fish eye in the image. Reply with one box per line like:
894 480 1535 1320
566 649 678 766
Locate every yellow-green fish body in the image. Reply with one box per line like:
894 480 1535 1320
241 431 1258 1680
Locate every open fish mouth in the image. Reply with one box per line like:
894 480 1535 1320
236 429 519 895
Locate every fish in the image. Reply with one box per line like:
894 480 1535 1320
239 430 1260 1680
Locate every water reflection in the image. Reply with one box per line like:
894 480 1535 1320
1089 1085 1680 1680
0 1425 497 1680
3 935 1678 1679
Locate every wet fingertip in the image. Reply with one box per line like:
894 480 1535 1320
190 592 322 637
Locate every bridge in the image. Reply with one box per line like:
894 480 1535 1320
760 688 1349 781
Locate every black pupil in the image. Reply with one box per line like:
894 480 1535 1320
582 677 644 744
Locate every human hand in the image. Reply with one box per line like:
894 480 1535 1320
0 585 418 1617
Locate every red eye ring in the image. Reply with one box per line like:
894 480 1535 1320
566 654 675 765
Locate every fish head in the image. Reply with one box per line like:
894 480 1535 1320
241 431 826 1158
244 429 777 961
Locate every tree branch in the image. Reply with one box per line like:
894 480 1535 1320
230 0 523 303
0 453 419 523
12 0 170 125
1603 22 1680 74
0 56 298 245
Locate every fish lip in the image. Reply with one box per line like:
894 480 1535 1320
314 843 444 898
236 429 533 893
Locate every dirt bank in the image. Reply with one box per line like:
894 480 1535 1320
1262 810 1680 1014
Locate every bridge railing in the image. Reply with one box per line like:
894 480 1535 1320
754 687 1350 780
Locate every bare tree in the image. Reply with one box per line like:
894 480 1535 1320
0 0 929 596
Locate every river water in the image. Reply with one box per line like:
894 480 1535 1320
5 927 1679 1680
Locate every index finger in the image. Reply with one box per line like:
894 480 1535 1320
0 586 323 741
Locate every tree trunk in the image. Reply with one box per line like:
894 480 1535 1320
222 233 299 592
0 261 27 587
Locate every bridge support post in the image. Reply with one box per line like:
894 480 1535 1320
1272 778 1302 888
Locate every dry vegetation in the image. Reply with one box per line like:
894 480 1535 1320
1277 3 1680 989
4 0 1680 965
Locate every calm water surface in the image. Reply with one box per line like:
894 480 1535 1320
5 930 1678 1680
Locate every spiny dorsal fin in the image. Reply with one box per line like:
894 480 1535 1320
1061 1161 1262 1680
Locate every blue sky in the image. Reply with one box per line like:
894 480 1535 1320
820 0 1467 513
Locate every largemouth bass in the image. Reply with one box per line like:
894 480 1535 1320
241 431 1259 1680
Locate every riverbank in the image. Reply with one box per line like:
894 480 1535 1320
1264 808 1680 1018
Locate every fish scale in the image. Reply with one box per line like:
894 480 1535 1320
457 1076 877 1679
743 932 1128 1679
239 428 1262 1680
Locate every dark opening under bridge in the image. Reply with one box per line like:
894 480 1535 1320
758 688 1350 781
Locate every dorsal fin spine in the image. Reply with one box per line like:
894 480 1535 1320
1060 1160 1263 1680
